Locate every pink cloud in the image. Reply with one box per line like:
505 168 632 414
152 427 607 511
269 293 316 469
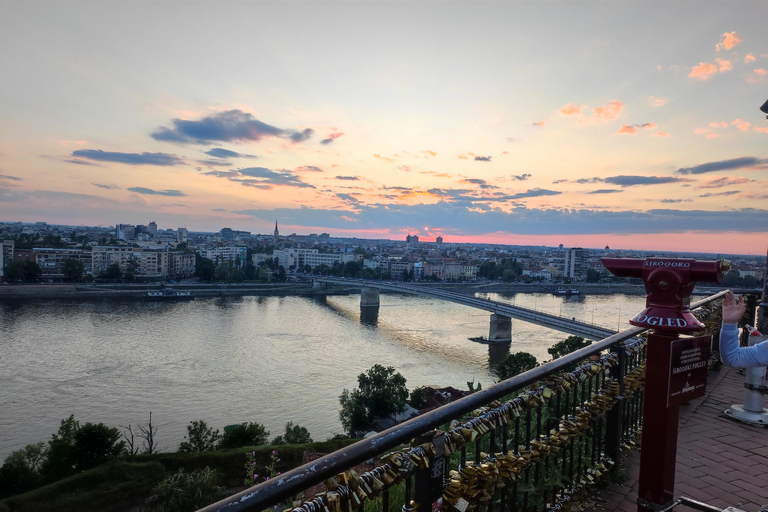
617 125 637 135
706 133 721 139
531 120 546 127
717 31 742 51
591 100 623 122
560 103 581 115
694 128 709 135
755 126 768 133
698 176 751 189
651 132 670 137
746 69 767 83
732 119 751 131
647 96 667 107
689 62 718 80
745 53 756 63
716 58 732 72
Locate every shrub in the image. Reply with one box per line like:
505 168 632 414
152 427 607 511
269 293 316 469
496 352 538 381
218 422 269 450
271 422 312 445
144 467 224 512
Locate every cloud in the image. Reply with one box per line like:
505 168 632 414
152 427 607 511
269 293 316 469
732 119 750 131
72 149 184 166
588 189 624 194
648 96 667 107
660 199 690 203
460 178 498 190
716 58 733 72
151 109 314 145
296 165 324 172
229 203 768 237
604 175 689 187
212 208 227 212
591 100 623 122
0 174 22 181
699 190 740 198
507 188 560 199
617 122 657 135
511 174 531 181
755 127 768 133
676 157 768 175
746 69 767 83
63 158 102 166
745 54 756 63
92 183 119 190
560 104 581 115
716 31 742 51
530 121 546 127
689 62 718 80
697 177 752 189
336 193 361 204
203 166 316 189
204 148 254 159
506 137 516 142
421 150 437 157
196 159 232 167
335 176 360 181
574 177 604 184
651 131 670 137
552 179 568 184
474 156 492 162
320 132 345 144
127 187 186 196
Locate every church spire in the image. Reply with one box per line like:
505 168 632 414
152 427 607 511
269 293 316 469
273 220 279 244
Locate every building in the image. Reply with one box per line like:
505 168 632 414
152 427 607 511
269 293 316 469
177 227 188 243
92 245 194 279
197 246 248 267
271 248 360 270
564 247 589 281
116 224 136 241
435 236 443 245
406 234 419 244
273 221 279 245
35 248 93 280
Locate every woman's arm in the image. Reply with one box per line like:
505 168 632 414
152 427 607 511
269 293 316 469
718 292 768 368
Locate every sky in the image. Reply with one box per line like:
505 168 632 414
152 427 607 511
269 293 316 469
1 2 767 255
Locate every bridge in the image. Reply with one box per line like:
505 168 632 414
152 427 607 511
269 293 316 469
311 277 622 342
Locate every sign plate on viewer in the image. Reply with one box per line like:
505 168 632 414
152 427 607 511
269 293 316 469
668 335 710 407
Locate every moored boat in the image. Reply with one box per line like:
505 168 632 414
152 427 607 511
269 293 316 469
144 288 194 301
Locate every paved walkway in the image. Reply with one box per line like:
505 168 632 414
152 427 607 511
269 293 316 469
587 366 768 512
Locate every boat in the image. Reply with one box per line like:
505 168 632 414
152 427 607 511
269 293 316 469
144 287 194 301
554 287 581 296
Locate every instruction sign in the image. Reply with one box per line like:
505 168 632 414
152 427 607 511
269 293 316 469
668 335 710 406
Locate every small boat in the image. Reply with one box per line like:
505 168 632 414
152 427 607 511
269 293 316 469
554 288 581 296
144 288 194 301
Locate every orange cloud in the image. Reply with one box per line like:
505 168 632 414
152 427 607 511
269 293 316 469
717 31 742 51
458 155 468 160
746 69 767 83
531 120 546 127
617 125 637 135
651 132 670 137
689 62 718 80
694 128 709 135
716 58 733 72
732 119 751 131
755 126 768 133
706 133 721 139
560 103 581 115
591 100 623 122
373 154 395 162
745 53 756 63
421 150 437 157
648 96 667 107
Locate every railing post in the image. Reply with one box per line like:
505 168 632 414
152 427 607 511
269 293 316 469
604 343 626 469
413 432 445 512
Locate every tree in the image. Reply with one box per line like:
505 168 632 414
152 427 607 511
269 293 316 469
62 257 85 282
214 262 231 282
586 268 602 283
548 335 592 360
271 421 313 445
408 386 429 409
179 420 221 453
496 352 539 381
4 260 42 283
72 422 125 471
0 443 46 499
105 263 122 280
338 364 409 435
218 422 269 450
196 257 216 282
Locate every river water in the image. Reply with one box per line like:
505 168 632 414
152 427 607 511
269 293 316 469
0 291 648 459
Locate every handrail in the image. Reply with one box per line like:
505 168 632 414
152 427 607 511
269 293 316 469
198 290 728 512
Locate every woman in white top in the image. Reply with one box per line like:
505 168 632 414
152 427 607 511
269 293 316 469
719 291 768 368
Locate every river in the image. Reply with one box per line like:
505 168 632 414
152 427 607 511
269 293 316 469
0 291 648 459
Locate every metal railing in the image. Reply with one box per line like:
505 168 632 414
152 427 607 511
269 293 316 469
199 291 727 512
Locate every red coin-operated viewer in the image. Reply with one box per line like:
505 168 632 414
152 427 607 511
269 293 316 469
601 257 730 512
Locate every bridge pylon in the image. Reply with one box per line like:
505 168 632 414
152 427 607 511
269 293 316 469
489 314 512 342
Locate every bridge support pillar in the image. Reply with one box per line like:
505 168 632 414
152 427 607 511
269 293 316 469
360 287 380 308
313 279 327 290
489 314 512 343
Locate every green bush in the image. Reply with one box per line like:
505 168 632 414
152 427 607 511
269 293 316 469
218 422 269 450
496 352 538 381
145 467 224 512
178 421 221 453
271 422 312 445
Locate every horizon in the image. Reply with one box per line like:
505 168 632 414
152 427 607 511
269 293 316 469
1 3 767 255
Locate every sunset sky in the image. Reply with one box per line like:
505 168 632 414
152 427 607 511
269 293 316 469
1 2 767 254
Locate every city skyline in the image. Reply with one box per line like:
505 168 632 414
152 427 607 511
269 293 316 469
1 3 767 255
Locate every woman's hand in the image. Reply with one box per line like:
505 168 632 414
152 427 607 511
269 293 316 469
722 291 747 324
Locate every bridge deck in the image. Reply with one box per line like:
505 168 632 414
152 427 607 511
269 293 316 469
314 278 620 340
